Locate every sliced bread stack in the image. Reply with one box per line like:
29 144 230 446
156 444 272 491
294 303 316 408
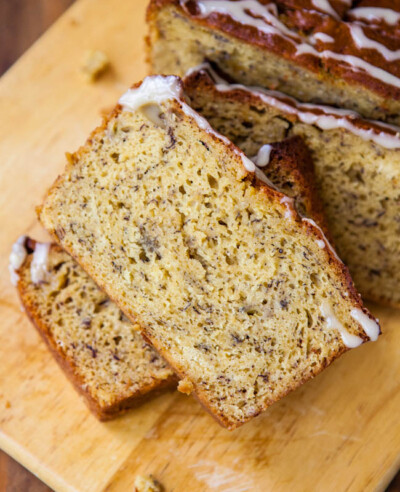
36 74 379 428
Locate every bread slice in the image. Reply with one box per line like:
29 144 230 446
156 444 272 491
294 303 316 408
183 64 400 306
15 237 176 420
146 0 400 125
38 75 379 429
12 136 326 420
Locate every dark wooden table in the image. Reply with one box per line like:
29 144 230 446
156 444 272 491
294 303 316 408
0 1 399 490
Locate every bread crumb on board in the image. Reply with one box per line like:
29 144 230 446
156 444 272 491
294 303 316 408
177 378 194 395
134 475 163 492
81 50 110 82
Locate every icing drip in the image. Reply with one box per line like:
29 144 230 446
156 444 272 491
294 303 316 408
119 76 183 110
119 76 274 186
191 0 400 90
31 243 50 284
311 32 334 43
349 7 400 26
349 24 400 62
311 0 339 19
320 302 363 348
295 43 400 90
280 196 295 219
196 0 300 41
350 308 380 341
9 236 27 286
196 64 400 149
252 144 272 167
302 217 341 262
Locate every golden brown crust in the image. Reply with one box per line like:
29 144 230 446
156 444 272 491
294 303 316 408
265 136 332 241
17 241 177 421
183 66 400 143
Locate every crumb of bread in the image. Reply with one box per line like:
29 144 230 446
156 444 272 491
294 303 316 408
5 401 11 409
177 378 194 395
81 50 110 82
134 475 163 492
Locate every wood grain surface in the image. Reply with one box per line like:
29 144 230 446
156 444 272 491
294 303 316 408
0 0 400 491
0 1 71 491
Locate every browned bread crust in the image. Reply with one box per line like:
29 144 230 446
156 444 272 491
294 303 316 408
247 136 331 240
16 238 177 421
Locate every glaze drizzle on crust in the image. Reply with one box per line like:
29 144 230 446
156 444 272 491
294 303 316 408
148 0 400 103
189 63 400 149
181 0 400 95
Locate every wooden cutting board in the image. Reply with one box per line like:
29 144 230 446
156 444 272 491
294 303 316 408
0 0 400 490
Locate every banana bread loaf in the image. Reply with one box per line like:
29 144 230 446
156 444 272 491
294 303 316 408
39 75 379 429
183 64 400 306
14 237 176 420
147 0 400 124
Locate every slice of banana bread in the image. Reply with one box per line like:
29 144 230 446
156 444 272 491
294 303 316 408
39 75 379 429
147 0 400 124
12 137 326 420
183 64 400 306
15 237 176 420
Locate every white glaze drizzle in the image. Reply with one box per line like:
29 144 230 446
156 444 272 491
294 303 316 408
350 308 380 341
316 239 326 248
349 23 400 62
252 144 272 167
349 7 400 26
320 301 363 348
9 236 27 286
30 243 50 284
119 75 274 186
197 0 300 41
311 0 339 19
302 217 342 262
295 43 400 90
193 63 400 149
192 0 400 91
280 196 295 219
311 32 335 43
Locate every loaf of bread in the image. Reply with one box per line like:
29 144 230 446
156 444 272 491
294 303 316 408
147 0 400 124
39 75 379 429
15 238 176 420
183 64 400 306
